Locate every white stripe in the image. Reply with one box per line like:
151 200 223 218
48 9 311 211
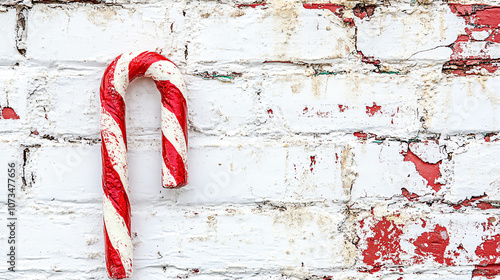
103 195 133 276
162 161 177 187
144 60 187 98
101 107 129 197
113 51 144 99
161 106 187 165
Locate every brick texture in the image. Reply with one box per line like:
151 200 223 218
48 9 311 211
0 1 500 279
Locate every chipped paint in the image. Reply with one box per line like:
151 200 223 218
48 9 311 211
401 188 419 201
362 217 404 267
2 107 20 119
412 225 450 264
365 103 381 116
403 149 443 192
445 4 500 75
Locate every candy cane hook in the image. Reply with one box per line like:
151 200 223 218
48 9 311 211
100 51 188 279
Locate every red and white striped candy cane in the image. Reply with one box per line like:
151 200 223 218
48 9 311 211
100 51 188 279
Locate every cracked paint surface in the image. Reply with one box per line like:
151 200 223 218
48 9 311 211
1 0 500 279
445 4 500 75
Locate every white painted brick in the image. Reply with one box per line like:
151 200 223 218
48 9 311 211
172 143 345 204
28 142 344 206
24 67 102 137
4 202 348 279
188 2 354 63
25 145 101 203
357 204 500 270
351 141 447 202
0 68 28 131
425 75 500 133
0 9 21 64
356 4 464 62
446 142 500 203
187 76 258 136
15 203 104 278
131 205 349 273
27 4 186 63
263 73 421 137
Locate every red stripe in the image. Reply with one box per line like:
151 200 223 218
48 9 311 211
157 80 188 142
128 51 167 81
104 224 127 279
100 55 128 146
162 134 187 188
101 137 131 229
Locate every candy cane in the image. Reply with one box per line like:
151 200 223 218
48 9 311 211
100 51 188 279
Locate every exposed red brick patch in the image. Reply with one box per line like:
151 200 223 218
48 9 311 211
342 18 355 26
445 4 500 75
449 4 500 32
353 4 377 19
362 217 404 267
358 51 381 66
484 132 498 142
403 149 443 192
353 131 377 140
474 234 500 278
473 264 500 279
359 266 382 274
303 3 344 17
310 155 316 172
401 188 419 201
442 59 500 76
477 202 496 210
338 104 348 112
2 107 20 119
452 194 498 210
412 225 449 264
420 218 427 228
453 194 487 209
354 131 368 139
366 102 382 116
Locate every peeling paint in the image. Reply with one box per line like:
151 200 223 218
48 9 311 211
452 194 493 210
401 188 419 201
362 217 404 267
474 234 500 278
1 107 19 119
412 225 449 264
445 4 500 75
403 149 443 192
365 102 381 116
303 3 343 17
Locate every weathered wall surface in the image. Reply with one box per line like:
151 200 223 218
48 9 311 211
0 0 500 279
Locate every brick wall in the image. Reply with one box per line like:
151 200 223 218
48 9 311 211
0 0 500 279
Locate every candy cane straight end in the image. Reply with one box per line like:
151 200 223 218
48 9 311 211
100 51 188 279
